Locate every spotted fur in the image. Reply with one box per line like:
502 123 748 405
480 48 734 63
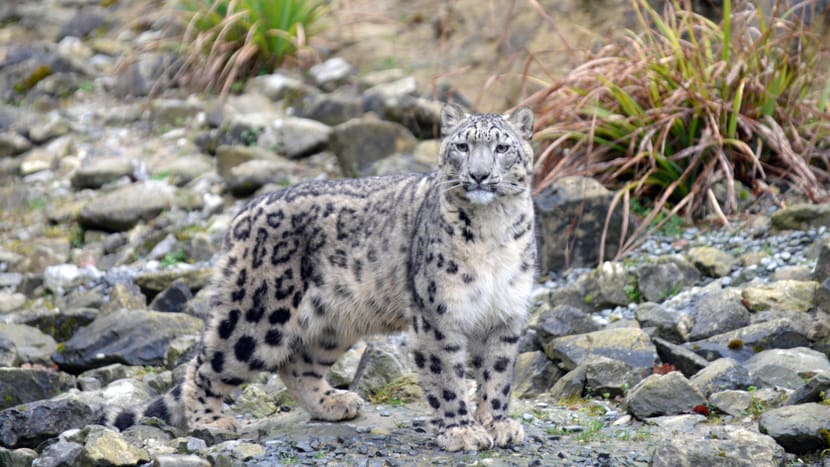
109 104 536 452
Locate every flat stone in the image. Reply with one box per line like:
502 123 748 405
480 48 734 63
224 158 301 197
650 427 785 467
770 203 830 231
635 255 700 302
32 438 84 466
688 287 750 340
686 246 738 278
624 372 706 419
79 181 175 232
245 73 314 102
653 337 710 378
0 397 96 448
549 365 587 400
257 116 331 158
741 280 817 313
79 426 150 466
350 340 412 398
745 347 830 378
584 357 640 398
0 368 76 410
52 309 203 373
708 390 753 417
133 267 212 298
535 304 599 341
634 302 691 343
689 358 753 396
70 157 134 189
534 176 627 271
309 57 353 90
298 92 363 126
584 261 635 307
686 318 810 363
153 454 211 467
785 371 830 405
543 327 658 372
513 351 563 399
758 403 830 454
19 136 73 175
0 131 31 157
329 117 417 177
149 279 193 313
0 323 57 365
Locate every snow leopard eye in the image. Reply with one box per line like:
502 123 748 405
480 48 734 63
495 143 510 153
454 143 469 152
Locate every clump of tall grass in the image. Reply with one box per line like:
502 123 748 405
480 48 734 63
173 0 325 93
528 0 830 259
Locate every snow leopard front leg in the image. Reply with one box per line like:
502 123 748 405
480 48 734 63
411 314 494 451
468 322 525 447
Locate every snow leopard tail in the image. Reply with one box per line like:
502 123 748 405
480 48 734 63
103 383 187 431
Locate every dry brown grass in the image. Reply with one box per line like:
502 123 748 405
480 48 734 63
523 0 830 259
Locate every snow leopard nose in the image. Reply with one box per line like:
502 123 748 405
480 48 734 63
470 171 490 184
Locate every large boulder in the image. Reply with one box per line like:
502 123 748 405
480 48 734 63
650 427 785 467
635 255 700 302
758 403 830 454
688 287 750 340
686 318 810 363
0 397 97 448
741 280 817 313
78 181 175 232
770 203 830 231
542 327 658 372
52 309 204 373
329 117 417 177
70 156 134 189
624 372 706 419
0 369 76 410
534 176 628 272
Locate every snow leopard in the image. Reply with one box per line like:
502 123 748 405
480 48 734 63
109 103 536 452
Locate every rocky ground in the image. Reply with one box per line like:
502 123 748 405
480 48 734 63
1 1 830 466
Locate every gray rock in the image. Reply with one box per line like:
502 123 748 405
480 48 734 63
0 323 57 365
708 390 753 417
79 181 175 232
297 91 363 126
758 403 830 454
0 336 19 367
27 113 70 144
689 358 753 396
149 279 193 313
0 292 25 313
78 426 150 466
650 427 785 467
134 267 212 298
771 265 813 281
327 341 366 389
688 287 750 340
687 246 738 278
1 448 38 467
634 302 691 343
686 318 810 363
56 7 107 40
52 309 203 373
257 116 331 158
309 57 354 90
584 357 639 398
741 280 817 313
79 363 144 388
154 454 211 467
814 237 830 283
583 261 636 307
746 347 830 378
624 371 706 419
536 304 599 341
785 371 830 405
203 440 265 465
549 365 587 400
20 135 73 175
245 73 314 102
0 131 31 158
214 144 284 179
351 340 412 397
513 351 563 399
32 438 84 467
653 337 710 378
816 278 830 314
103 281 146 313
534 176 628 271
149 98 204 126
330 117 417 177
0 397 96 448
225 158 301 197
43 264 101 295
749 364 804 390
770 203 830 231
635 255 700 302
112 53 177 98
543 327 658 372
0 369 76 410
152 153 214 187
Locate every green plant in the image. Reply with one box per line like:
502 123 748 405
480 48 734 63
366 374 422 406
175 0 326 93
624 283 642 303
529 0 830 260
160 249 187 268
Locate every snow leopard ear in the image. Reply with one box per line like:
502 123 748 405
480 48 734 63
507 107 534 141
441 103 467 137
